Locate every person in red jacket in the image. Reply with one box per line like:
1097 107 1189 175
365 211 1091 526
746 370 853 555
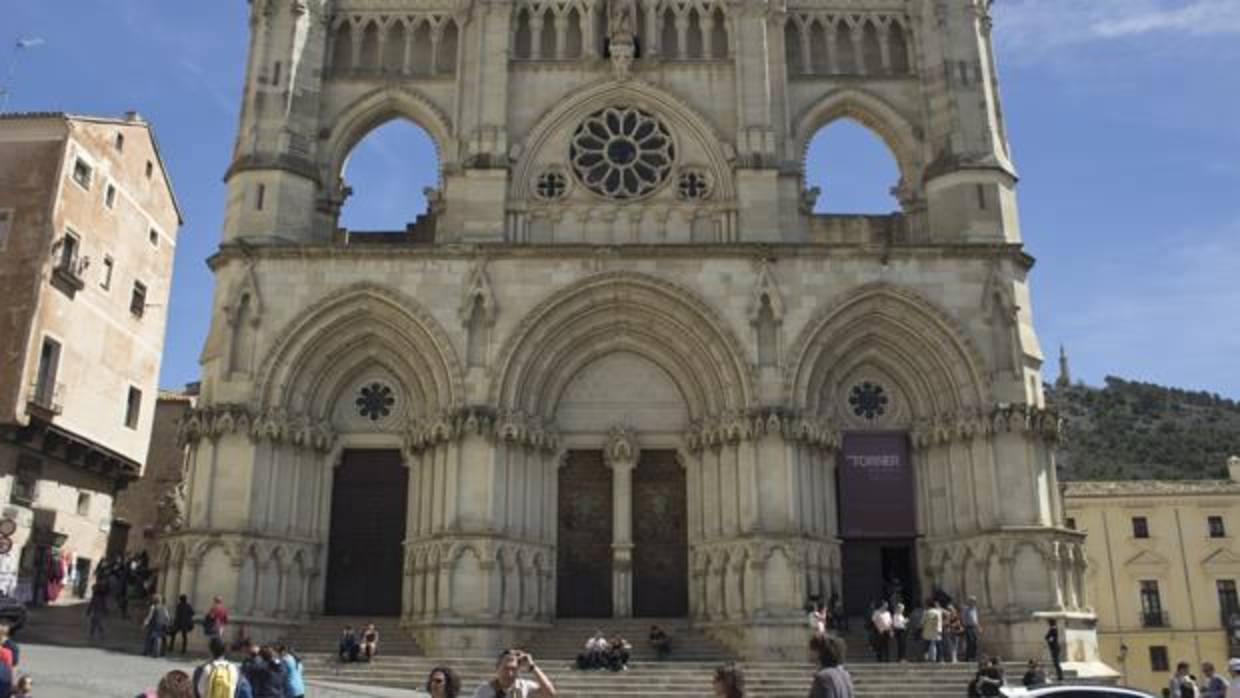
204 597 230 642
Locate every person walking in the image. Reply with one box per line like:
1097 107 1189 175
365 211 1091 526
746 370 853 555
425 666 461 698
192 637 253 698
278 645 304 698
891 603 908 662
870 602 893 662
808 633 855 698
1203 662 1227 698
171 595 195 655
143 595 172 657
204 597 230 643
241 645 286 698
1044 619 1064 682
712 664 744 698
86 589 108 642
922 599 944 663
471 649 556 698
963 596 981 662
1225 658 1240 698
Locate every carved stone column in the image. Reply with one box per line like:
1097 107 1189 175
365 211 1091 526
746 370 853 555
605 426 639 617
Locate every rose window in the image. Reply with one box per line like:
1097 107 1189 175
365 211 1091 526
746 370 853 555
355 382 395 421
849 382 888 420
570 106 675 200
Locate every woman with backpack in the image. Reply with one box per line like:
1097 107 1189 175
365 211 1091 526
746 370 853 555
142 595 171 658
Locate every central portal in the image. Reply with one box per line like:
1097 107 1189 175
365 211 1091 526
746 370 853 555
557 451 614 617
325 449 408 616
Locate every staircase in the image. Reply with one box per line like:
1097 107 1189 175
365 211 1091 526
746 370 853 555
296 617 1047 697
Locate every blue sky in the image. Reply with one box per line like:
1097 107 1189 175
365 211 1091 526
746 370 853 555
4 1 1238 398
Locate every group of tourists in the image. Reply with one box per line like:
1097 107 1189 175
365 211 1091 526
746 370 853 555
574 630 632 671
711 633 855 698
337 623 379 663
1167 659 1240 698
854 593 983 664
140 637 305 698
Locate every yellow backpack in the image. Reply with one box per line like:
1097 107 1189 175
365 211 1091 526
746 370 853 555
205 661 237 698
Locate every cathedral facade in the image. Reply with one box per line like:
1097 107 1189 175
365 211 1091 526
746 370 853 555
162 0 1101 665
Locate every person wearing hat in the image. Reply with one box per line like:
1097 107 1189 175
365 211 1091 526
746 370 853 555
1226 658 1240 698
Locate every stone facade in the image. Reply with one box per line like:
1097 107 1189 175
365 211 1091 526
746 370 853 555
0 113 182 603
161 0 1104 669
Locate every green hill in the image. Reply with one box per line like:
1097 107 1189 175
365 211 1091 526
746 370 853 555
1047 376 1240 481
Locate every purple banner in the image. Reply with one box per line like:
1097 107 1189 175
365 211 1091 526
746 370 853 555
838 432 916 538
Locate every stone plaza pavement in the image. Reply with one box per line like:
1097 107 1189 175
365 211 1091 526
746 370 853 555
17 643 425 698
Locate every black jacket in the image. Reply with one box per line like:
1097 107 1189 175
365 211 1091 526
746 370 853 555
242 657 287 698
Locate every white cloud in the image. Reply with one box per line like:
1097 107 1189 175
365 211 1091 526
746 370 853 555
994 0 1240 57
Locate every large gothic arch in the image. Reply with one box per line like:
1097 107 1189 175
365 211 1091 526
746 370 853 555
321 85 457 188
491 272 753 419
785 283 990 418
791 87 924 192
257 283 464 416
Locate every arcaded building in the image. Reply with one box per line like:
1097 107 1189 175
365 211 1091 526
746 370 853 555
162 0 1100 667
0 112 181 603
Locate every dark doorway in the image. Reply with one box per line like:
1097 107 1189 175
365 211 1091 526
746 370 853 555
325 449 408 616
840 540 917 617
633 450 688 617
557 451 614 618
106 520 130 559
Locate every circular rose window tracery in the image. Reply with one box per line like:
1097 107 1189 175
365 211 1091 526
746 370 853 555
570 105 675 200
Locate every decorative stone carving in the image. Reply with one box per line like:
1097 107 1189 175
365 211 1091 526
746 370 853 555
570 106 675 200
603 424 640 467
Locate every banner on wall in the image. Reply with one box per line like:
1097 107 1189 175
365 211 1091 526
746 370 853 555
837 432 916 538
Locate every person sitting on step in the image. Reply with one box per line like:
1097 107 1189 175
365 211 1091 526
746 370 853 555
360 623 379 662
338 625 360 663
576 630 608 670
606 636 631 671
649 625 671 661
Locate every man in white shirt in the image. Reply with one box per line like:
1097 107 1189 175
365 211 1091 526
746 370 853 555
472 649 556 698
1226 657 1240 698
891 602 909 662
871 602 894 662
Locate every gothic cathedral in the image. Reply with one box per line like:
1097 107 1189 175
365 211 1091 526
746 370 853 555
163 0 1100 665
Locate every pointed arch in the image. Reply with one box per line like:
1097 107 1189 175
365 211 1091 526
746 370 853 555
785 283 990 417
491 272 753 419
256 283 464 417
792 87 923 194
322 85 456 187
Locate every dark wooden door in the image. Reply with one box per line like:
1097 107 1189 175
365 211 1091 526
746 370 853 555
633 450 688 617
557 451 613 618
325 449 408 616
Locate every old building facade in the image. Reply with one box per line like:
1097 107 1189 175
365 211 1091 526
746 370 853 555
162 0 1100 666
1065 457 1240 693
0 112 181 604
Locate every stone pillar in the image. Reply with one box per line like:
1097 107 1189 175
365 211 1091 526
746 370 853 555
604 426 639 618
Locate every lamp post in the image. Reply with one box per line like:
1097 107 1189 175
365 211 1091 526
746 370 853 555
0 37 46 113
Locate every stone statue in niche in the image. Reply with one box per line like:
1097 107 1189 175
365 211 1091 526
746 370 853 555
607 0 637 37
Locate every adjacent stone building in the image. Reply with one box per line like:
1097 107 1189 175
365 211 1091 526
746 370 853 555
0 112 181 604
113 386 198 558
1065 457 1240 693
161 0 1101 668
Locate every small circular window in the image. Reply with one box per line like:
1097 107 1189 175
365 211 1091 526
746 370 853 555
534 168 569 201
677 168 713 201
355 382 395 421
849 382 888 420
570 105 675 200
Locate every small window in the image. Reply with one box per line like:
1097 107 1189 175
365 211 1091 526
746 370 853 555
1149 645 1169 673
1065 517 1077 531
0 209 11 250
100 256 114 290
105 183 117 209
114 133 125 152
1219 580 1239 623
1210 516 1226 538
130 281 147 317
58 230 80 272
11 456 40 505
145 161 154 179
76 492 91 516
72 158 93 190
124 386 142 429
1132 516 1150 539
256 184 266 211
272 61 282 86
33 337 62 409
148 228 158 246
